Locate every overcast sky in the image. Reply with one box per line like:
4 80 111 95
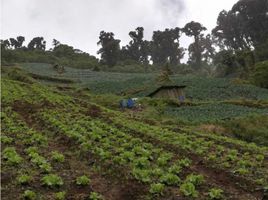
1 0 237 59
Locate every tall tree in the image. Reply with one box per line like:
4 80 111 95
183 21 207 69
97 31 121 67
27 37 46 50
151 28 184 66
212 0 268 51
16 36 25 48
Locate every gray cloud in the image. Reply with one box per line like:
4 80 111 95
1 0 236 61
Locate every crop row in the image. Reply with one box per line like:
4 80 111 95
101 111 268 187
1 109 103 200
37 109 224 198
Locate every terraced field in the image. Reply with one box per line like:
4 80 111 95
19 63 268 100
2 76 268 199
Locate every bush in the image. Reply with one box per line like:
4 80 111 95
224 115 268 146
252 61 268 88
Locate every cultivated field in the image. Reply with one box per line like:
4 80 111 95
1 64 268 199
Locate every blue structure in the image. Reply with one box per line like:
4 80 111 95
120 98 135 109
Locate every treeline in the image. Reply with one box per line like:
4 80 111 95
1 0 268 85
1 37 99 69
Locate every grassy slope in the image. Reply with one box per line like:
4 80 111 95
1 70 268 199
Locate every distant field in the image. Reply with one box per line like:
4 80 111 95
19 63 268 101
165 103 268 124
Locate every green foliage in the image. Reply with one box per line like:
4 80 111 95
41 174 63 188
76 175 91 186
224 115 268 146
208 188 224 199
252 61 268 89
166 103 268 124
1 135 13 144
159 173 181 186
23 190 37 200
51 151 65 163
185 174 204 186
17 174 32 185
149 183 165 196
180 182 198 198
88 192 103 200
3 147 23 166
54 191 66 200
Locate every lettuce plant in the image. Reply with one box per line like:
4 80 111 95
180 182 198 198
149 183 165 196
41 174 63 188
23 190 36 200
89 192 103 200
76 175 91 186
208 188 223 199
3 147 23 166
17 174 32 185
51 151 65 163
159 173 181 186
55 191 66 200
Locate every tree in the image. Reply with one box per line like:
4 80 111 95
151 28 184 66
97 31 121 67
27 37 46 51
52 39 60 48
16 36 25 48
212 0 268 50
0 39 10 50
183 21 207 69
252 61 268 88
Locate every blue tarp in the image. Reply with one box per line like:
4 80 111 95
120 98 135 108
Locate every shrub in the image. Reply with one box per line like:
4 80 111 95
149 183 165 196
76 175 91 186
41 174 63 188
23 190 36 200
252 61 268 88
17 174 32 185
208 188 224 199
51 151 65 163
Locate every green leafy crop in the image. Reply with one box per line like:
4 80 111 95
208 188 224 199
23 190 37 200
76 175 91 186
180 182 198 198
41 174 63 188
149 183 165 196
51 151 65 163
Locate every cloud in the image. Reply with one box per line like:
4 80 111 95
1 0 236 60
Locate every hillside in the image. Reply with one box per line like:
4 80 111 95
1 65 268 200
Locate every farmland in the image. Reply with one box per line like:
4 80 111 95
1 64 268 200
